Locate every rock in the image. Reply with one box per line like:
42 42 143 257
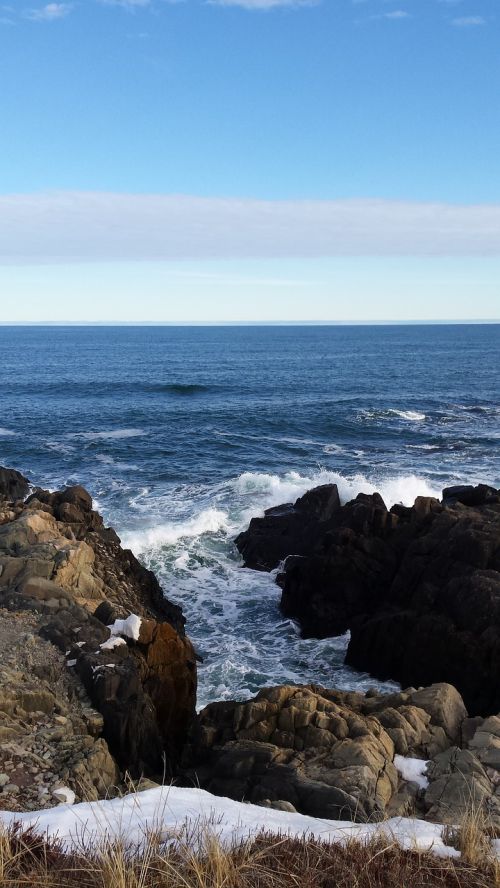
259 799 298 813
425 747 500 825
407 685 467 744
235 484 341 572
187 685 399 822
0 467 30 503
0 472 198 811
237 482 500 716
43 607 197 779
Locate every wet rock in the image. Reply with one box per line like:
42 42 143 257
237 481 500 716
0 468 30 503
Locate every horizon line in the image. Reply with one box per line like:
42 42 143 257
0 320 499 327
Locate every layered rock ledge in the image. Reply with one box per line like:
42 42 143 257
187 681 500 828
236 482 500 716
0 467 196 811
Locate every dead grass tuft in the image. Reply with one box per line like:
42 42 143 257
0 819 499 888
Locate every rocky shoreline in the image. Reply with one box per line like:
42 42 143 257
236 481 500 715
0 467 196 810
2 467 500 833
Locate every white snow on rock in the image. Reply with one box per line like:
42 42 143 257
52 787 76 806
394 755 430 791
100 636 127 652
107 614 142 642
0 785 457 858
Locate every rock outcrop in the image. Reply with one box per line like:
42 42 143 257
187 682 459 822
187 681 500 829
236 483 500 716
0 467 197 808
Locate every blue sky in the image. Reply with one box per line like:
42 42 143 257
1 0 499 321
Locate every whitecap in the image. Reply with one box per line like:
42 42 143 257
392 410 426 422
0 427 16 436
68 429 145 441
121 508 229 554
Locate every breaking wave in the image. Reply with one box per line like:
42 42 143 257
118 468 443 707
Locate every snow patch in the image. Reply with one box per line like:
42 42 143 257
52 787 76 806
108 614 142 642
100 636 127 652
0 786 458 858
395 755 430 791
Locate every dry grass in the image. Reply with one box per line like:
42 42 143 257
1 820 500 888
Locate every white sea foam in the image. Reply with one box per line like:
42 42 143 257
69 428 145 441
233 469 441 516
121 508 229 553
390 410 426 421
0 428 16 436
361 409 426 422
116 468 443 707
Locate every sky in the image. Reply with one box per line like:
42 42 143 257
0 0 499 322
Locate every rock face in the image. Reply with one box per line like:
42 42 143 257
236 483 500 716
0 468 197 803
0 607 119 812
187 682 463 823
0 467 30 504
235 485 341 572
186 680 500 829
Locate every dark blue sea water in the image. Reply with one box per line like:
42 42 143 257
1 325 499 706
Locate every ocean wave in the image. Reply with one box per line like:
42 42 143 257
68 428 145 441
121 507 229 552
361 408 426 423
155 383 210 395
232 469 441 515
0 428 16 437
390 409 426 421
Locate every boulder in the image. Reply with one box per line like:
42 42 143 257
235 484 341 572
425 747 500 825
0 467 30 503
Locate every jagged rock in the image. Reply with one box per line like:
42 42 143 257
42 604 197 778
237 482 500 716
407 685 467 745
188 685 400 822
425 747 500 825
235 484 341 572
0 468 30 503
0 470 198 808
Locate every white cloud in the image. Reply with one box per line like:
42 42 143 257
209 0 316 8
382 10 410 19
1 192 499 263
26 2 72 19
452 15 486 26
98 0 151 7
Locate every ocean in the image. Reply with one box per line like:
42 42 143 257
1 324 499 707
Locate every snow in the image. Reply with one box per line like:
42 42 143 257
52 787 76 806
394 755 430 791
0 785 458 859
100 636 127 652
107 614 142 642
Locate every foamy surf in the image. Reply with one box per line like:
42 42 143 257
117 468 443 707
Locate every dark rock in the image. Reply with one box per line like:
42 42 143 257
237 482 500 717
235 484 341 571
42 606 197 778
442 484 499 507
0 467 30 503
